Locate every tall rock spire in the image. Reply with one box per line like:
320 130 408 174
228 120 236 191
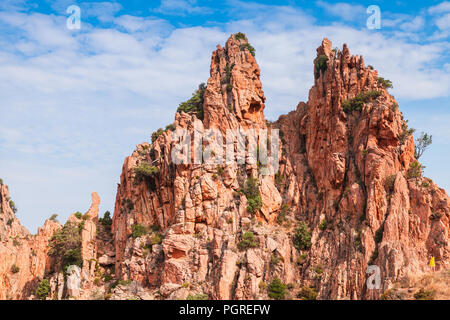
203 33 266 131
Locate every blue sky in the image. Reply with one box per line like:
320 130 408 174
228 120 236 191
0 0 449 232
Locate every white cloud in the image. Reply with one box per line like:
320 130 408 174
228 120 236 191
399 16 425 32
316 0 365 22
154 0 213 15
436 13 450 30
428 1 450 14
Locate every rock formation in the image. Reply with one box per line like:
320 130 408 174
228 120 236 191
110 34 449 299
0 34 448 300
0 182 61 299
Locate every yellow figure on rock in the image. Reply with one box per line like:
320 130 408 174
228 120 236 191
429 256 435 271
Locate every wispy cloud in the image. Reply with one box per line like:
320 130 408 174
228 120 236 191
154 0 213 16
316 0 365 22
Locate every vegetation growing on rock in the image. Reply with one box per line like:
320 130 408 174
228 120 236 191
342 90 382 113
177 83 206 120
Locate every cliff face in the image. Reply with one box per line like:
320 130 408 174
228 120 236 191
0 34 449 300
111 35 450 299
0 183 61 299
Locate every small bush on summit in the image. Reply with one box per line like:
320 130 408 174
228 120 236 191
234 32 246 41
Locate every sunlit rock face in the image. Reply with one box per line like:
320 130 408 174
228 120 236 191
0 34 448 300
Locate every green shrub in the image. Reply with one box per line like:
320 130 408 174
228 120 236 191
177 83 206 120
11 264 19 273
9 200 17 213
377 77 393 88
293 221 312 250
134 163 159 186
414 132 432 160
237 231 259 251
414 288 435 300
13 238 20 247
0 178 3 185
165 124 176 132
239 43 256 57
274 172 284 190
149 232 163 245
36 279 50 300
7 218 13 226
132 224 147 238
342 90 382 113
48 221 82 272
99 211 113 227
242 177 262 214
268 278 287 300
49 214 58 222
296 253 307 265
234 32 246 41
315 265 323 275
103 274 113 282
277 204 289 225
319 219 327 231
297 286 317 300
151 128 164 143
270 253 281 266
399 121 415 144
314 55 329 79
186 293 209 300
385 174 396 193
74 212 82 219
407 161 423 179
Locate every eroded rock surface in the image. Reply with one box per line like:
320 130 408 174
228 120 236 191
0 34 448 300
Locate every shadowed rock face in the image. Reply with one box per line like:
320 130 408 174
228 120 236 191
0 34 449 300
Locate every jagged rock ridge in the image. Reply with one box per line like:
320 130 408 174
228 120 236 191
0 34 448 300
110 35 449 299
